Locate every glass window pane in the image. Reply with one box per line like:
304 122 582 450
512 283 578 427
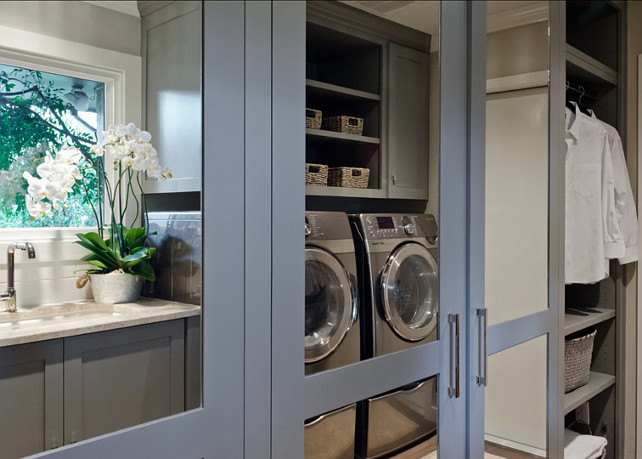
485 1 550 325
0 64 104 228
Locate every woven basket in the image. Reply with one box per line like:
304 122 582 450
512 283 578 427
306 108 322 129
328 167 369 189
564 328 596 393
305 163 328 186
323 115 364 136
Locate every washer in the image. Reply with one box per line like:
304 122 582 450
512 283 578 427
305 211 360 375
351 214 439 458
350 213 439 358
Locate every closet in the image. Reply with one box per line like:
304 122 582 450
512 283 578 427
563 2 626 457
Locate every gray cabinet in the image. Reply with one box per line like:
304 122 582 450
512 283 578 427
305 2 431 200
141 1 202 194
388 42 430 200
0 340 63 457
0 319 186 456
63 320 185 443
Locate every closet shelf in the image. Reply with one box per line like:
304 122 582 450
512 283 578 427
566 44 618 86
306 128 380 145
306 79 381 102
564 307 615 336
563 372 615 415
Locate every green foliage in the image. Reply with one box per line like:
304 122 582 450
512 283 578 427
0 66 100 228
75 227 157 281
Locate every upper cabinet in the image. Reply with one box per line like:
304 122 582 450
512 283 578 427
388 43 430 199
141 1 202 194
305 2 432 200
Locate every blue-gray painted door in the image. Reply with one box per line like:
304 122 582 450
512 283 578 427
270 2 472 457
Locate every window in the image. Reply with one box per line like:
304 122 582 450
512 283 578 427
0 63 105 228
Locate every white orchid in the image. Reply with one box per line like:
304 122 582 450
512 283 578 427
24 123 172 231
25 194 53 218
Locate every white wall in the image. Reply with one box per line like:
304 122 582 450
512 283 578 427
0 1 140 56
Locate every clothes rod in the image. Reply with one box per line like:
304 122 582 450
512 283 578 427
566 81 597 101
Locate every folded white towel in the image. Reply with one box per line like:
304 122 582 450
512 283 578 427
564 429 607 459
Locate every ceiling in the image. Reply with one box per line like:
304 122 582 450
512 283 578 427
342 1 548 51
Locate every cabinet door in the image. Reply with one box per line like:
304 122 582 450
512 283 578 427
63 320 185 443
141 1 202 193
0 340 63 456
387 42 430 200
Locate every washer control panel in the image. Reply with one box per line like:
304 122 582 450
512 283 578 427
362 215 408 239
357 214 438 243
305 212 353 241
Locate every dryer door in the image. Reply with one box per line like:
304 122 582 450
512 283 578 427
305 246 358 363
380 242 438 341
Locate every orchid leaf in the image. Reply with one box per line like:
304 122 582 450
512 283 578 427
130 260 155 281
87 260 108 269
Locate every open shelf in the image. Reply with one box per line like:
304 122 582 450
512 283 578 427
305 185 385 199
306 128 380 145
564 371 615 415
306 79 380 102
564 307 615 336
566 44 618 86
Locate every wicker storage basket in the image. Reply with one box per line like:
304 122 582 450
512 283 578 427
305 163 328 186
327 167 369 189
564 328 596 393
306 108 322 129
322 115 364 135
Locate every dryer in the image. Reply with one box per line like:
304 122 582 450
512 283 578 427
305 211 360 374
350 213 439 358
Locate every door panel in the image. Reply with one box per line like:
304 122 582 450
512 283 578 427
485 336 548 457
271 1 472 458
486 87 549 326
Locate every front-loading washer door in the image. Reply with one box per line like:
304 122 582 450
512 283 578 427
380 242 438 341
305 246 357 363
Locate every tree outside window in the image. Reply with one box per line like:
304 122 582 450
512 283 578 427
0 63 105 228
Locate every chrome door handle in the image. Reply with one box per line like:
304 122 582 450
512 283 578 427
448 313 460 398
476 308 488 386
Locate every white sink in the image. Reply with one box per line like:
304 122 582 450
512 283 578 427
0 309 123 330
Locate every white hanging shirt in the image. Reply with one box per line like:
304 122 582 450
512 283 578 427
589 112 639 264
565 104 623 284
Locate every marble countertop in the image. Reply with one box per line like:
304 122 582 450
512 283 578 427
0 298 201 348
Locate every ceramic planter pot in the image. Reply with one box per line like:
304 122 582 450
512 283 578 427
89 272 143 304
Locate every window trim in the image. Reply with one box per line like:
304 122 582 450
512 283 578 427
0 24 142 242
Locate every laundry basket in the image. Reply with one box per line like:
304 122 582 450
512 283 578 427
306 108 322 129
327 167 369 189
305 163 328 186
322 115 364 136
564 328 596 393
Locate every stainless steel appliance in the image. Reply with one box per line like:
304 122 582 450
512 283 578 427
356 378 437 458
351 213 439 458
305 211 360 374
305 403 357 459
351 213 439 357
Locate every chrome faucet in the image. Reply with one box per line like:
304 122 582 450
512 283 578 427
0 242 36 312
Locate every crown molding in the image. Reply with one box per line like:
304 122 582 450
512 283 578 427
84 1 140 18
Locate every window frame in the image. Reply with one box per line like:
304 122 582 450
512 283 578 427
0 24 141 243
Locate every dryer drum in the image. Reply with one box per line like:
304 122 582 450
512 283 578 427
380 243 438 342
305 247 357 363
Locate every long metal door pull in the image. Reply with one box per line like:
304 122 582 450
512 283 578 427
448 313 460 398
476 308 488 386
